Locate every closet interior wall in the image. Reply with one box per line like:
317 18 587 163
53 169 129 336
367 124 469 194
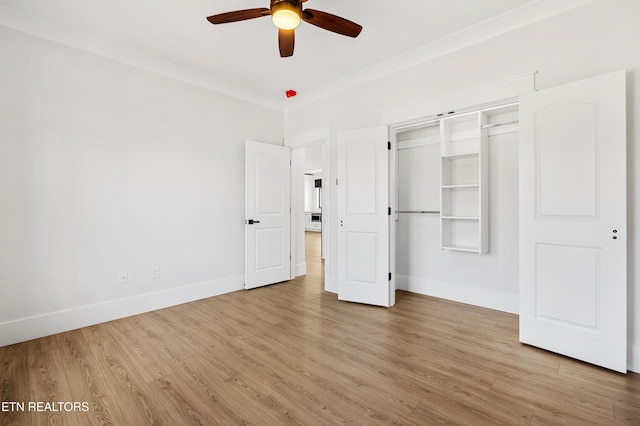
394 105 521 313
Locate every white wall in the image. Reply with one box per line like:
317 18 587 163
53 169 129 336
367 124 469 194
304 145 323 172
283 0 640 371
304 173 322 213
0 27 283 345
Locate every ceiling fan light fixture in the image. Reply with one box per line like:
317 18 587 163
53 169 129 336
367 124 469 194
272 2 301 30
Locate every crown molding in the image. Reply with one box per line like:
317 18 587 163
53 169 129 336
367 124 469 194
0 0 595 113
0 5 283 111
283 0 595 111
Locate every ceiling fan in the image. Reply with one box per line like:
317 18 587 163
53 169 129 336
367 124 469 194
206 0 363 57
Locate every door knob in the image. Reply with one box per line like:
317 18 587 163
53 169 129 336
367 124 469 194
247 219 261 225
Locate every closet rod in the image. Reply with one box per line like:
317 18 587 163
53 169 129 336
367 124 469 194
481 120 519 129
397 210 440 214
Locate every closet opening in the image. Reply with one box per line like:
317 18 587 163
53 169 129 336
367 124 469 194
391 101 519 307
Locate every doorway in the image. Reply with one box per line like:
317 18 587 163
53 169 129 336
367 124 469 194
304 163 323 260
301 144 323 273
287 130 330 290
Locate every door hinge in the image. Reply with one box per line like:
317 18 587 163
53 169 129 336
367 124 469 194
336 178 339 186
388 207 391 216
388 141 391 150
388 272 392 281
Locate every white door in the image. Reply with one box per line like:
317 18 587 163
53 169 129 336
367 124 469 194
519 70 627 372
245 141 291 290
337 127 393 307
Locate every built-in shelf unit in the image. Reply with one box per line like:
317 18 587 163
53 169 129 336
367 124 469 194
440 111 489 253
438 103 518 253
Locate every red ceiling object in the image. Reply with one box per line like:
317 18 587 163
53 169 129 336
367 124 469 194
285 89 297 98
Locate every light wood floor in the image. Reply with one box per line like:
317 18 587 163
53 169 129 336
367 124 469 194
2 231 640 425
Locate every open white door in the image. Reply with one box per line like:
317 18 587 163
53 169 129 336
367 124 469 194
245 141 291 290
519 70 627 372
337 127 393 307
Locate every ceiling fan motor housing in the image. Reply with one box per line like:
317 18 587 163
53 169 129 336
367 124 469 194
270 0 302 12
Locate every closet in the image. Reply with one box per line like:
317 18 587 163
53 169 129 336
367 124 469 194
393 101 519 304
341 70 627 372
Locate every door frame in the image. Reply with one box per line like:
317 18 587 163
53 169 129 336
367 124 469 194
285 128 331 290
383 73 535 309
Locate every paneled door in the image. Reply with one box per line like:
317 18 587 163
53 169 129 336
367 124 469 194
245 141 291 290
519 70 627 372
337 127 393 307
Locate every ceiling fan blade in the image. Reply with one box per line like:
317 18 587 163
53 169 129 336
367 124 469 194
206 8 270 25
278 29 295 57
301 9 362 38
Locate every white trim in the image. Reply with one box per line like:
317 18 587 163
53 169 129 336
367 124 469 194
0 275 243 347
382 73 535 127
397 275 518 314
629 343 640 374
295 262 307 277
0 5 281 111
285 0 594 109
0 1 593 111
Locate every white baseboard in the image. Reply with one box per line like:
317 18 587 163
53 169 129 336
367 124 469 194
295 262 307 277
396 275 518 314
0 275 244 347
629 342 640 374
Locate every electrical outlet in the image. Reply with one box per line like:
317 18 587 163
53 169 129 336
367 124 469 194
119 270 128 284
151 266 160 280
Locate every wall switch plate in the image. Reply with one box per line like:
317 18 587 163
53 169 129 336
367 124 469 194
151 266 160 279
119 270 128 284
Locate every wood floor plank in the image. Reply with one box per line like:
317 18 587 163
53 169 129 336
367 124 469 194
0 346 29 426
104 318 175 383
559 360 640 409
1 231 639 425
147 373 240 425
615 401 640 425
493 376 615 425
54 331 121 425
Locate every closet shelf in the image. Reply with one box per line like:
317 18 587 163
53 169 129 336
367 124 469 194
442 152 479 160
442 184 480 189
441 216 480 220
397 210 440 214
481 120 518 129
442 244 481 253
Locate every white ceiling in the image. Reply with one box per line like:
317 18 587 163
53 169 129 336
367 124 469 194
0 0 592 108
